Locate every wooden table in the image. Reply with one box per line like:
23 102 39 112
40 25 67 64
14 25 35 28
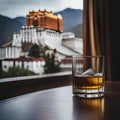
0 86 120 120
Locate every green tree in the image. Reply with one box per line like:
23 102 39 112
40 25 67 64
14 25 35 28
0 66 36 79
44 53 60 74
28 44 40 57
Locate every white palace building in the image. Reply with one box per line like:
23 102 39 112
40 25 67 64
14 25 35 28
0 10 83 74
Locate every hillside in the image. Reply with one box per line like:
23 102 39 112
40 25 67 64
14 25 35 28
67 24 83 38
55 8 83 31
0 15 23 47
14 16 26 26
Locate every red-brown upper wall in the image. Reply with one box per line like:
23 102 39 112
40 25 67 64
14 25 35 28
26 10 63 32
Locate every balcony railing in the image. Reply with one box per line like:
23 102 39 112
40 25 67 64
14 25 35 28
0 71 72 100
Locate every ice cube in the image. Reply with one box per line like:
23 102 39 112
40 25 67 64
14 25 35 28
94 73 103 76
82 68 95 76
76 74 91 77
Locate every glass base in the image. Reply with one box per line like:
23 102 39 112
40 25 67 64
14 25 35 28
73 87 104 98
74 93 104 98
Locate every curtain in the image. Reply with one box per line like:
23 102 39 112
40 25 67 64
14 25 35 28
83 0 111 81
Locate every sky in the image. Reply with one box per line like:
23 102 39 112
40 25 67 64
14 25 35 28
0 0 83 18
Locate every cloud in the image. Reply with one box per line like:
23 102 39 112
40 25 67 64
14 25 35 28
0 0 83 18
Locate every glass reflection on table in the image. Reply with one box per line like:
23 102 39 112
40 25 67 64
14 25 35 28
72 96 120 120
72 97 104 120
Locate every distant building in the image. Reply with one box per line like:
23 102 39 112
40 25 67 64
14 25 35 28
0 9 83 74
2 57 45 74
26 10 63 32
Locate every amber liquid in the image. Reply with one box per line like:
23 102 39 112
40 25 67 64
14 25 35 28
73 75 104 90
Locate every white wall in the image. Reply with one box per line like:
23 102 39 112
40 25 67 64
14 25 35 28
2 60 45 74
0 47 22 59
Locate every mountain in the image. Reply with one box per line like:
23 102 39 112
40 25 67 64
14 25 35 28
0 15 23 47
14 16 26 26
67 24 83 38
55 8 83 31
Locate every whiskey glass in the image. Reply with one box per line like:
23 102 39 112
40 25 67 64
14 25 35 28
72 55 104 98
